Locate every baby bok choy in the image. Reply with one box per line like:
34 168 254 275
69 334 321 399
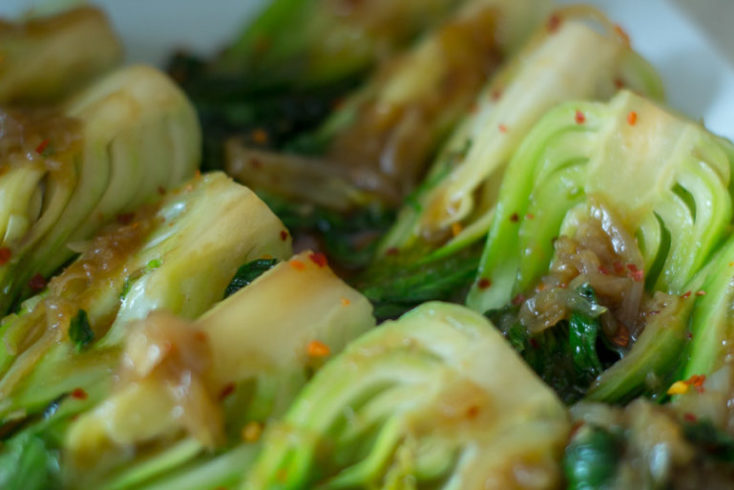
360 8 664 319
0 64 201 314
0 172 292 430
468 90 734 403
210 0 466 89
0 7 122 104
245 302 570 489
4 251 373 490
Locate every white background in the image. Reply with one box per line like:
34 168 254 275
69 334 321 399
2 0 734 140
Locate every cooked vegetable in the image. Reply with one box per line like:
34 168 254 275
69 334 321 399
567 400 734 489
245 301 570 489
0 64 201 314
9 251 373 489
377 8 663 260
467 90 734 402
359 10 663 320
280 0 549 196
0 7 122 104
0 172 292 425
212 0 466 89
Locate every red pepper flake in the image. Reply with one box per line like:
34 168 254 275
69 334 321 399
610 324 630 348
687 332 693 340
35 139 50 155
509 213 519 222
116 212 135 225
575 110 586 124
529 338 539 349
71 388 88 400
696 290 706 296
491 89 502 101
614 24 630 44
598 265 611 275
250 158 263 169
279 230 289 241
683 412 697 423
194 331 208 343
219 383 236 400
511 293 526 306
307 340 330 357
612 261 625 275
157 186 166 196
340 297 351 306
686 374 706 393
308 252 327 268
626 263 643 282
385 247 399 257
0 247 11 265
477 278 491 290
613 78 625 90
627 111 638 126
289 259 306 271
526 213 535 220
498 124 508 133
466 405 480 419
251 128 269 145
28 273 46 291
547 13 562 33
681 291 692 299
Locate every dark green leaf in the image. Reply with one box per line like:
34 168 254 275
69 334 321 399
564 424 622 490
224 259 278 298
0 431 61 490
683 420 734 462
569 312 603 376
68 310 93 352
358 243 482 321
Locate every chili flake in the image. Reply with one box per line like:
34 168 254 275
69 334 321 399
307 340 330 357
547 13 562 33
279 230 289 241
683 412 697 423
498 124 508 133
575 110 586 124
289 259 306 271
696 290 706 296
219 383 235 400
35 139 50 155
0 247 11 265
510 213 519 222
626 263 643 282
71 388 88 400
308 252 327 268
385 247 399 257
340 297 351 306
29 273 46 291
627 111 638 126
681 291 692 299
477 278 491 290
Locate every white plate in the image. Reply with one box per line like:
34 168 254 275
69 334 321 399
2 0 734 140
